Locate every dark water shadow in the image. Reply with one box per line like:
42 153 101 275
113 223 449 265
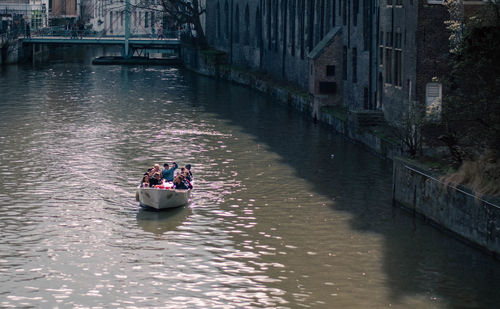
136 206 191 235
179 71 500 308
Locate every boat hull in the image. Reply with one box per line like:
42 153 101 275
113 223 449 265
136 187 191 210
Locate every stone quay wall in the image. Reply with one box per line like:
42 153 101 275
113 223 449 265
393 157 500 256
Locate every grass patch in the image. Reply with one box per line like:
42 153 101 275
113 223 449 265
368 125 400 145
441 151 500 197
406 156 457 174
320 105 348 121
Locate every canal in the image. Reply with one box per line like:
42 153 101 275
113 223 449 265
0 48 499 308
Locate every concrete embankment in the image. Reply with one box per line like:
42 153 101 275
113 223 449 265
393 157 500 256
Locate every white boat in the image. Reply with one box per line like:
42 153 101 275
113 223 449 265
136 185 191 210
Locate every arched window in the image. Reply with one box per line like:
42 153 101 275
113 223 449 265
234 4 240 43
244 4 250 45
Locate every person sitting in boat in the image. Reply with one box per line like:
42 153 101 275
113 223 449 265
150 164 161 177
140 173 150 188
162 162 178 182
184 164 193 181
150 172 162 187
173 174 192 190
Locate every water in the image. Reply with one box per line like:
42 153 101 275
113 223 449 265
0 48 499 308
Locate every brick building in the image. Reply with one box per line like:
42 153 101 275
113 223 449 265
378 0 449 123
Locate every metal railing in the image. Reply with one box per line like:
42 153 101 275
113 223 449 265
30 26 180 40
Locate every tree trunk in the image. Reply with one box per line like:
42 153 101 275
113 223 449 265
191 0 208 49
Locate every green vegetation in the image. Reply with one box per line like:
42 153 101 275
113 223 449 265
438 1 500 196
320 106 348 121
369 125 400 146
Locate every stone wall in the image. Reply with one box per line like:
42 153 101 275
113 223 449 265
393 157 500 255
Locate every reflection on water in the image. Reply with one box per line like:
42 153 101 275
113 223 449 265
0 47 499 308
136 206 192 235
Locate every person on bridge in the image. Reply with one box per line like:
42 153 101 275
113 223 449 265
65 22 71 37
25 23 30 38
78 22 84 39
158 26 163 39
71 23 77 39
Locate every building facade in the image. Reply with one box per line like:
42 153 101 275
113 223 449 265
204 0 452 127
92 0 167 36
0 0 49 32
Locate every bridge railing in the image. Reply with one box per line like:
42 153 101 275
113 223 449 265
31 27 180 40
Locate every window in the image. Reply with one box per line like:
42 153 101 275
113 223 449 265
387 0 393 5
151 12 155 28
332 0 336 26
363 0 370 50
319 82 337 94
343 0 347 26
426 83 442 121
299 0 305 58
353 0 358 26
225 1 229 39
343 46 347 80
234 5 240 43
244 4 250 45
386 31 393 47
145 12 149 28
326 65 335 77
267 0 272 50
364 87 369 109
394 32 402 87
385 48 392 84
352 47 357 83
379 31 384 66
385 31 392 84
256 6 262 48
307 0 314 52
216 2 221 38
121 11 123 27
290 0 296 55
275 1 280 51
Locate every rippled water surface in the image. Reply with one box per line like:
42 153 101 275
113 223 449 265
0 49 499 308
